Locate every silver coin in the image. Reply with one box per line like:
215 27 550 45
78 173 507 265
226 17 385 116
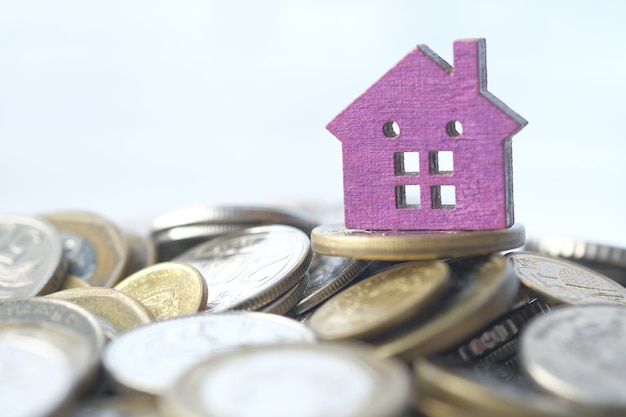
525 237 626 269
103 311 316 395
153 224 248 261
520 304 626 410
160 342 411 417
259 273 308 315
0 214 66 298
151 205 316 235
174 225 311 312
507 252 626 305
292 254 370 315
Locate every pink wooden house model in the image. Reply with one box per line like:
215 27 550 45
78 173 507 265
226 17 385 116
327 39 527 231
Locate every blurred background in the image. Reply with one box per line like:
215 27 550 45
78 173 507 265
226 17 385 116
1 1 625 246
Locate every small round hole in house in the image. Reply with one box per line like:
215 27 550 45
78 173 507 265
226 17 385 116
383 121 400 138
446 120 463 138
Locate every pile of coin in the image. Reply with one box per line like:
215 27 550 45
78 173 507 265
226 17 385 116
0 207 625 417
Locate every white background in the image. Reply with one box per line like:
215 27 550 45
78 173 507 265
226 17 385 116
2 1 625 247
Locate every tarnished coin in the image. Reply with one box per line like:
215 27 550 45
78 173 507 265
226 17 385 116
373 254 518 361
0 214 66 298
309 261 450 340
160 342 411 417
103 311 316 395
449 298 551 363
41 210 129 287
114 262 208 320
0 298 105 416
291 254 371 315
520 304 626 411
311 223 525 260
173 225 311 312
507 252 626 305
46 287 154 339
414 359 588 417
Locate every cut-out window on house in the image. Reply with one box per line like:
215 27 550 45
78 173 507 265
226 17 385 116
396 185 420 209
431 185 456 209
383 121 400 138
394 152 419 175
429 151 454 174
446 120 463 138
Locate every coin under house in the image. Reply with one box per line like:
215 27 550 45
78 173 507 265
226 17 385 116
311 223 525 260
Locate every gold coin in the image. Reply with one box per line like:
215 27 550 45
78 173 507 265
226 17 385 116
114 262 208 320
373 254 518 361
41 210 130 287
311 223 525 260
308 261 450 340
46 287 154 339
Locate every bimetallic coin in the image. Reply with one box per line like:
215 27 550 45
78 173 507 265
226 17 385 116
291 254 371 315
114 262 207 320
103 311 316 395
42 211 129 287
0 298 105 415
174 225 311 313
507 252 626 305
0 214 66 298
373 254 518 361
311 223 525 260
309 261 450 340
160 342 411 417
46 287 154 339
520 304 626 411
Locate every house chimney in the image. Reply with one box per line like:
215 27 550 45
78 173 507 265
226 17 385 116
453 39 487 89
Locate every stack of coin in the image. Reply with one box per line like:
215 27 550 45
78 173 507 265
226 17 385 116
1 206 626 416
150 205 317 261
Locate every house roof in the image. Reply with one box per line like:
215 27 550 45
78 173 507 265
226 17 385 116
326 39 527 146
